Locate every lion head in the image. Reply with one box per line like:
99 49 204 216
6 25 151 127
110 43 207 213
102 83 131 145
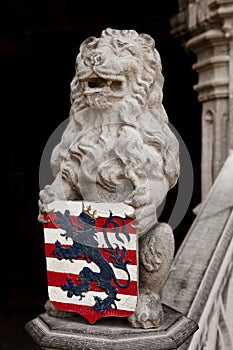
70 28 167 121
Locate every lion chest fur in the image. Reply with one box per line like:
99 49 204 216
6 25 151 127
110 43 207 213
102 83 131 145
51 104 165 203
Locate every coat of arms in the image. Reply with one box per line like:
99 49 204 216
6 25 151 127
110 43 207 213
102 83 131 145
43 201 138 324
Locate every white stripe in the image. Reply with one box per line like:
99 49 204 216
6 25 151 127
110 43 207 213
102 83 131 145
44 228 138 249
48 286 137 311
46 257 138 281
47 200 135 218
44 228 74 245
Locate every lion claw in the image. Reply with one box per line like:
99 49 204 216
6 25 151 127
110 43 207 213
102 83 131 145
38 198 54 224
128 292 163 329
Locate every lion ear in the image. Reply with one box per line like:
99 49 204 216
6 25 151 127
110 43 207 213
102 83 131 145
139 33 155 49
79 36 99 52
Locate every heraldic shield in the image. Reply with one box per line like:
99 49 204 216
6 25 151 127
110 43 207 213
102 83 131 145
43 200 138 324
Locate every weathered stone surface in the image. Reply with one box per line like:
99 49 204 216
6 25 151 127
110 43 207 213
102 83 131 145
25 304 198 350
37 28 180 329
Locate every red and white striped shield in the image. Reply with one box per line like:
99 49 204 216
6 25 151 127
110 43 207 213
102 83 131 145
43 201 138 324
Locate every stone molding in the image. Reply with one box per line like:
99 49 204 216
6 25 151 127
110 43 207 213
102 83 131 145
171 0 233 200
25 304 198 350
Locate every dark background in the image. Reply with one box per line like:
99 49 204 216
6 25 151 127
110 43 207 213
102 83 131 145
1 1 201 349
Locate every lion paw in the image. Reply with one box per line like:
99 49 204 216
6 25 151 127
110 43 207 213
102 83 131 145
38 185 55 223
128 292 163 329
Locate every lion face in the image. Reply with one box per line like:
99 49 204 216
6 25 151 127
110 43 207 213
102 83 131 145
70 28 165 113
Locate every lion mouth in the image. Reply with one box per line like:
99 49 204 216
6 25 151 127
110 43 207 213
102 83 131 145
81 76 125 100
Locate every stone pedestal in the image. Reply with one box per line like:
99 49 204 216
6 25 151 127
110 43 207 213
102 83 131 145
25 304 198 350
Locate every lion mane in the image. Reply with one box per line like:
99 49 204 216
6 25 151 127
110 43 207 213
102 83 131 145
50 28 180 210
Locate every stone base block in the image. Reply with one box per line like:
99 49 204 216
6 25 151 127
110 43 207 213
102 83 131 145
25 304 198 350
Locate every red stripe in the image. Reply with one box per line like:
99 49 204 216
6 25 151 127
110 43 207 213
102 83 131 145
50 300 135 324
43 212 137 234
47 270 137 296
44 243 137 265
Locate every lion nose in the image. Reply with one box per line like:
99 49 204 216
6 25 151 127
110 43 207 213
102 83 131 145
84 52 103 66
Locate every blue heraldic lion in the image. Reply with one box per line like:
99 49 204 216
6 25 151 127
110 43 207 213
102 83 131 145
52 206 133 314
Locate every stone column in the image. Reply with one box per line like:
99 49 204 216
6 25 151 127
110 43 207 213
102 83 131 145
171 0 233 201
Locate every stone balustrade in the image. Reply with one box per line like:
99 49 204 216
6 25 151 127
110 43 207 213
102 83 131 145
163 151 233 349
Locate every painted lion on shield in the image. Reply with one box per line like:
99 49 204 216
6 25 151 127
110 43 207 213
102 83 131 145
39 28 180 328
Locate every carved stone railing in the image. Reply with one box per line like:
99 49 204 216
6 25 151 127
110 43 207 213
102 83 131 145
162 150 233 349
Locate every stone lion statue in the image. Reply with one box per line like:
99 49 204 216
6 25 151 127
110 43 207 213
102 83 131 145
39 28 180 329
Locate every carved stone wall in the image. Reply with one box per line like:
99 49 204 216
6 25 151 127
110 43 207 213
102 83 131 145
171 0 233 201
